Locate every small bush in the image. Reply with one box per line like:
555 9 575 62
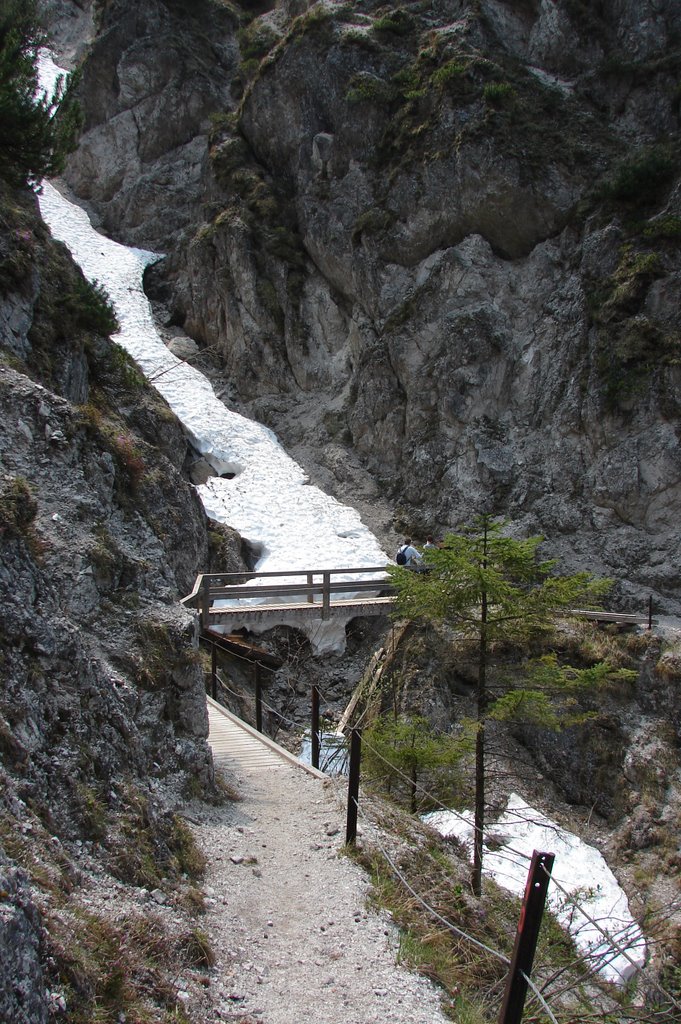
0 224 35 292
432 60 467 88
643 215 681 240
168 815 207 879
483 81 516 107
0 475 37 537
346 72 394 105
94 341 144 392
74 783 108 841
600 146 676 206
352 206 395 243
237 20 279 60
60 276 118 336
373 9 414 37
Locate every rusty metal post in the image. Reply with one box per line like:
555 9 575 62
311 685 320 770
345 729 362 846
254 662 263 733
211 643 217 700
498 850 555 1024
322 571 331 620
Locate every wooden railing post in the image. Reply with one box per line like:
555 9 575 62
498 851 554 1024
345 729 362 846
201 575 211 630
307 572 314 604
648 594 653 631
311 685 320 770
322 571 331 619
211 643 217 700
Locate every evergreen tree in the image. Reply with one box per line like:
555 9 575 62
0 0 80 188
388 516 610 896
363 714 469 814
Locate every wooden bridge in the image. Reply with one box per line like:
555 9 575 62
207 696 325 778
181 567 655 634
181 566 394 631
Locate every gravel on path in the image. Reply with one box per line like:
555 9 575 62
190 761 453 1024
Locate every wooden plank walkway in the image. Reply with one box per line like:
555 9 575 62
207 696 325 778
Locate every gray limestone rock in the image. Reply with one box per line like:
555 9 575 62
0 851 47 1024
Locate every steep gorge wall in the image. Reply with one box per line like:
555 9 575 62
0 179 214 1021
56 0 681 614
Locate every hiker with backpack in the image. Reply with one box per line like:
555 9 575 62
395 538 424 570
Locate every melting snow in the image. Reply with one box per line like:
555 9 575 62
423 794 647 984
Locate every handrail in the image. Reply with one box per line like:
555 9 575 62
182 566 391 605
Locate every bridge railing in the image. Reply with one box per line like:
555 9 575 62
182 568 656 632
182 566 394 627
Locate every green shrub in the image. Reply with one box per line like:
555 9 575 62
432 60 467 88
483 81 516 107
210 135 250 186
643 215 681 240
0 475 37 536
237 20 278 60
373 9 414 37
346 72 394 105
600 146 676 206
74 783 108 841
111 431 146 488
601 245 664 317
60 276 118 336
352 206 395 243
0 222 35 292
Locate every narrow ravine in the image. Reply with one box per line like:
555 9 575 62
35 52 650 996
38 55 387 655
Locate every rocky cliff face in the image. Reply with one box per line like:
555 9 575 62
57 0 681 617
0 180 215 1022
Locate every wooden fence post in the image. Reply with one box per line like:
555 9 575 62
498 850 555 1024
201 575 211 630
345 729 362 846
211 643 217 700
311 685 320 770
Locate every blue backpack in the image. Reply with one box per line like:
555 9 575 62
396 546 408 565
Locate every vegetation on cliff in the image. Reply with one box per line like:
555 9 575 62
0 0 80 188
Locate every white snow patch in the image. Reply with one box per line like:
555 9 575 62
423 794 647 984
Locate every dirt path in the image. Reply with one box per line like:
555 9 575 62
190 758 452 1024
